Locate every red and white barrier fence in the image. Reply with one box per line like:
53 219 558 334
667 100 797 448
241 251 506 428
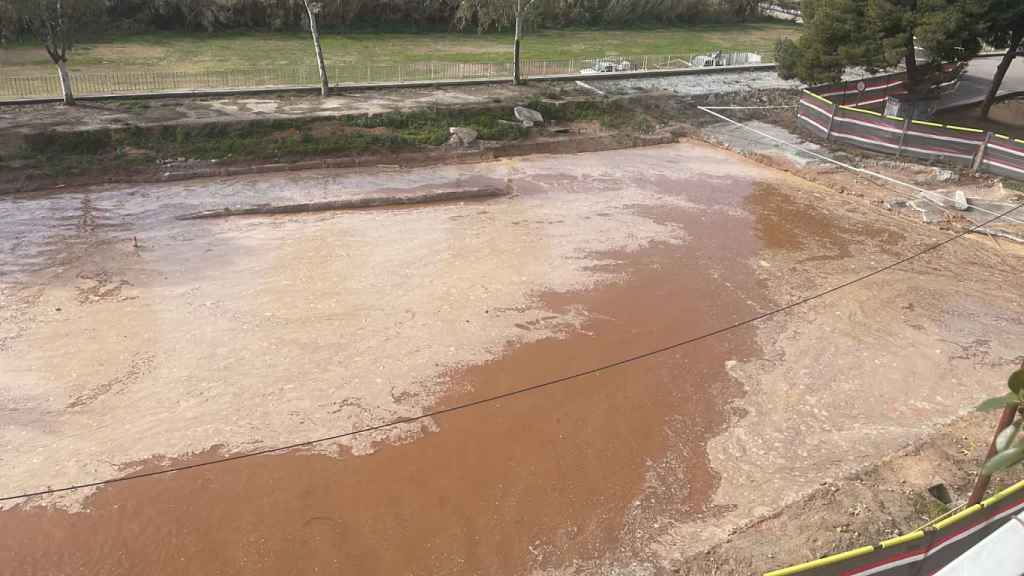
796 75 1024 180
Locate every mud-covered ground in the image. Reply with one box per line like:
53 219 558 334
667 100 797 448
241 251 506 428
1 142 1022 575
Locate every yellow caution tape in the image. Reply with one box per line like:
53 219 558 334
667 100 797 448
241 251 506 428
879 529 925 548
802 90 835 105
763 545 876 576
762 479 1024 576
945 125 985 134
840 105 882 117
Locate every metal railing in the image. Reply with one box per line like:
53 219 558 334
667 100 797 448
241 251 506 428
0 49 775 101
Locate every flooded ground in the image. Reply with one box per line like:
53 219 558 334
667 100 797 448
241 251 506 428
2 142 1023 575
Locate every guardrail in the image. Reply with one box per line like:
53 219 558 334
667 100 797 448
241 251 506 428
0 49 775 102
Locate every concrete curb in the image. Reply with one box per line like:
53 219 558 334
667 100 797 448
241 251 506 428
0 64 778 106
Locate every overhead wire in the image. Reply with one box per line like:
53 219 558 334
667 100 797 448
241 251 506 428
2 197 1022 504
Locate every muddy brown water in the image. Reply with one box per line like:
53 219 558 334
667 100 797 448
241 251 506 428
0 178 855 575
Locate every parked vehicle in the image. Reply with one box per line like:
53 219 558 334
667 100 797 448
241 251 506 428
690 51 763 67
579 58 634 75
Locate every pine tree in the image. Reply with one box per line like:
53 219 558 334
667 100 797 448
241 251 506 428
777 0 984 97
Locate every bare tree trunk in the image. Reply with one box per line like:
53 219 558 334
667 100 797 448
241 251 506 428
981 31 1022 119
56 59 75 106
904 33 919 99
303 1 330 97
513 4 523 86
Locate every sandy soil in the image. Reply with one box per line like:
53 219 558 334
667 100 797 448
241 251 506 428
673 408 1019 575
654 180 1024 561
1 142 1022 575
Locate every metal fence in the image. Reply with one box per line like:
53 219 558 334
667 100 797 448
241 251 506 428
0 49 774 101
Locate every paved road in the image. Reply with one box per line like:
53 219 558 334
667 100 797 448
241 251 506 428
939 54 1024 110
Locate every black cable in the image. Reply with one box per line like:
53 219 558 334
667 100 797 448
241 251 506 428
3 201 1021 503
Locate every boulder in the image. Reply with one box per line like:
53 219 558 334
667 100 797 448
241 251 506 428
953 190 969 211
885 198 909 210
514 106 544 127
447 127 479 147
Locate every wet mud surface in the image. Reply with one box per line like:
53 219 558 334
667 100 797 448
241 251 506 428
0 235 758 576
3 143 1023 575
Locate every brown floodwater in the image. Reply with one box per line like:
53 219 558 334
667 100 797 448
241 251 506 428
745 182 906 259
1 176 773 575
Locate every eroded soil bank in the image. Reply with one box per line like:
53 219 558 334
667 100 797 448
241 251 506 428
1 143 1022 575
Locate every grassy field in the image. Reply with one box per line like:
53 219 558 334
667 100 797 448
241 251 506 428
0 22 799 75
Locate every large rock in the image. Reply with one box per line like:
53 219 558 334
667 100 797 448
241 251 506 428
447 127 479 147
514 106 544 127
953 190 970 211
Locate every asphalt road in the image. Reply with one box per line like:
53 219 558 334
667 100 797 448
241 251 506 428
939 54 1024 110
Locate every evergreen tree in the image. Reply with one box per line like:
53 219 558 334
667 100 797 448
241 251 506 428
777 0 984 97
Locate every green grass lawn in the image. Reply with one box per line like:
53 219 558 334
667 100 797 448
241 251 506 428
0 22 799 75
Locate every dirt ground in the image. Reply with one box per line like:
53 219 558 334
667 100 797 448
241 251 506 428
675 410 1019 575
1 140 1023 575
701 113 1024 241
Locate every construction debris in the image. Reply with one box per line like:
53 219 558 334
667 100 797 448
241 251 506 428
953 190 969 211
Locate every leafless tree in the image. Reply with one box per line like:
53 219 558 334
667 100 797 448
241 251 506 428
16 0 101 105
456 0 539 85
300 0 330 97
512 0 539 85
